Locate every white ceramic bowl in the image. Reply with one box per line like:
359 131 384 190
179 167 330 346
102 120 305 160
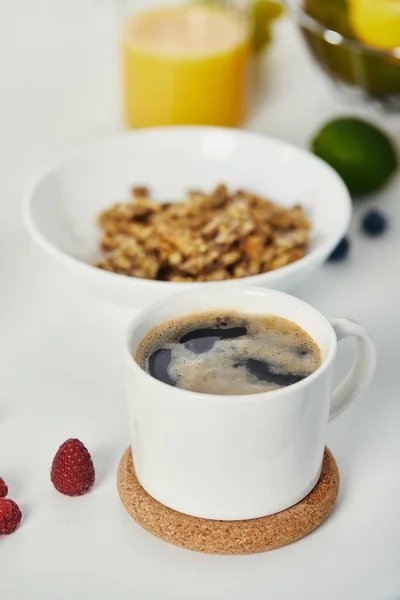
23 127 351 308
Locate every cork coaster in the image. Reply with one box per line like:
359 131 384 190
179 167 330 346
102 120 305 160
117 447 339 555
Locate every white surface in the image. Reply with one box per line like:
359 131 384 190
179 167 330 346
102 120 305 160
24 127 350 307
126 287 375 520
1 1 400 599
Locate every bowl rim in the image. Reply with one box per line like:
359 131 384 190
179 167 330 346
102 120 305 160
284 0 400 59
22 125 352 289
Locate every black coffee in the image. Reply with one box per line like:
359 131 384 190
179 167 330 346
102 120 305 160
136 311 322 395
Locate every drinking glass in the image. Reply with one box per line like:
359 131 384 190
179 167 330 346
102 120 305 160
121 0 252 128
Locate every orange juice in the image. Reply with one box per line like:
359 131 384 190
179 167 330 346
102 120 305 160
122 4 251 128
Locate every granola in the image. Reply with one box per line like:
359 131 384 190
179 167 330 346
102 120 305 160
93 185 311 282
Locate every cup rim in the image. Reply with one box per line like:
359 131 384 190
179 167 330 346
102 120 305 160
125 287 338 402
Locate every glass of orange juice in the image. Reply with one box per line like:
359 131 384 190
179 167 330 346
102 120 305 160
121 0 252 128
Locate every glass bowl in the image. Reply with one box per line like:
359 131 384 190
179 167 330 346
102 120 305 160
285 0 400 111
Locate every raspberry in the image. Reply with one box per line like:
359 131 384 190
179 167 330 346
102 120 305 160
0 477 8 498
51 438 95 496
0 498 22 535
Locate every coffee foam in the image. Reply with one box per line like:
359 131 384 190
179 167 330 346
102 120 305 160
135 311 322 396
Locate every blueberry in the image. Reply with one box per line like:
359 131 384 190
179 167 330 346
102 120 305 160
328 237 350 262
362 210 388 236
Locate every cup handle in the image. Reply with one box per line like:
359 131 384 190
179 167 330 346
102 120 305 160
329 318 377 421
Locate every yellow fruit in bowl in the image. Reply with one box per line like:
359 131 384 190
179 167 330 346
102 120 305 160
251 0 284 53
349 0 400 50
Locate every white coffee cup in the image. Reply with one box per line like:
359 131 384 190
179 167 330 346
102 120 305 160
125 287 376 521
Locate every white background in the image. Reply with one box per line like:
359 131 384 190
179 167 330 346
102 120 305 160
1 1 400 598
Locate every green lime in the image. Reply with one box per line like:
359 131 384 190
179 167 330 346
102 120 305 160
312 118 398 196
